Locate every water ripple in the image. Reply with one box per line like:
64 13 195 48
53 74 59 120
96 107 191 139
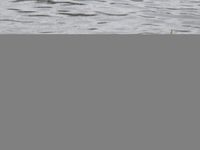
58 13 96 16
0 0 200 34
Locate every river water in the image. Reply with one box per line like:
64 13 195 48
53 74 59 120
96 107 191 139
0 0 200 34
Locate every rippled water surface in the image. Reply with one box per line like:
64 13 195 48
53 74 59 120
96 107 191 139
1 0 200 34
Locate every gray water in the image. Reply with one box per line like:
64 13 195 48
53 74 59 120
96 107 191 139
1 0 200 34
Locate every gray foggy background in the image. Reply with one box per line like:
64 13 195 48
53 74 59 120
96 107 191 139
0 36 199 150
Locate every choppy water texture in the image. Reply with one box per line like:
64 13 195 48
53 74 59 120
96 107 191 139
0 0 200 34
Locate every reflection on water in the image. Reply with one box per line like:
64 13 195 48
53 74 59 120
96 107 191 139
0 0 200 34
